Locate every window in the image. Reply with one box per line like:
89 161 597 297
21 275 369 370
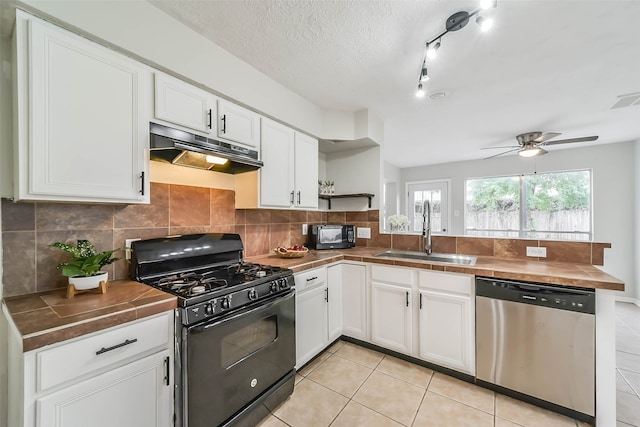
464 170 592 240
407 180 449 234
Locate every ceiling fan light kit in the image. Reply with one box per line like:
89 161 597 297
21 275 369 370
519 145 547 158
416 0 497 97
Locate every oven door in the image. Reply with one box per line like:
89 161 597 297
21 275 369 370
183 290 295 427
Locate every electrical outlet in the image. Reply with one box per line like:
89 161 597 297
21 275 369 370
526 246 547 257
302 224 308 235
125 238 141 260
357 227 371 239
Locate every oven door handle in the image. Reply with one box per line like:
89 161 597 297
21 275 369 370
188 290 295 333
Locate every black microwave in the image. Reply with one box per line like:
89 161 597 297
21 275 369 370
308 225 356 250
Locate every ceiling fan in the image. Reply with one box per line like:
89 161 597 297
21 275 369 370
483 132 599 159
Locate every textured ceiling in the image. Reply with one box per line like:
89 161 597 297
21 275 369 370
150 0 640 167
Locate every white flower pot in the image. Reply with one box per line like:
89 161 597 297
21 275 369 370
69 271 108 290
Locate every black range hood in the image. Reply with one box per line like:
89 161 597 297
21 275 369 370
149 122 263 174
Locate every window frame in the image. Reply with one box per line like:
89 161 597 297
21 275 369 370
405 179 451 235
463 169 593 241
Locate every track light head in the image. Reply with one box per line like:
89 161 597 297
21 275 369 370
416 83 425 98
480 0 497 10
426 40 441 59
476 15 494 32
420 65 429 82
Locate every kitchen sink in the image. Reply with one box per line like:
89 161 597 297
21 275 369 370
374 250 477 266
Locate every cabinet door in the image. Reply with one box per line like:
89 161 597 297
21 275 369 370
217 99 260 148
295 285 328 368
327 265 343 342
19 13 150 203
293 133 319 209
260 119 295 207
154 73 215 134
371 282 413 354
419 290 474 374
341 264 367 340
37 350 172 427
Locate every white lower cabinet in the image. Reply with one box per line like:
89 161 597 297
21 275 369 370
37 350 171 427
7 311 174 427
295 267 329 368
327 265 343 342
418 270 475 375
293 262 475 376
340 263 367 340
370 265 414 355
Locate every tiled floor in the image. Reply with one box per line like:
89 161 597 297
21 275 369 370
259 301 640 427
616 302 640 427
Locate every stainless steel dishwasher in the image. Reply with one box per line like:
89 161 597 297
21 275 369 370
476 277 595 417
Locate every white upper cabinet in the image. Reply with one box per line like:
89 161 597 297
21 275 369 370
293 132 319 209
246 118 318 210
260 119 295 207
14 11 151 203
217 99 260 148
154 73 216 134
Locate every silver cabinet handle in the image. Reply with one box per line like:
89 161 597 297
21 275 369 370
290 191 294 205
96 338 138 355
297 191 301 205
306 276 318 282
325 288 328 302
221 114 227 133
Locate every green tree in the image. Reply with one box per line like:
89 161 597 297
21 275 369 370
466 176 520 212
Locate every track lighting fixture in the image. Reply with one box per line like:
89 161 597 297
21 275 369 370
415 0 498 95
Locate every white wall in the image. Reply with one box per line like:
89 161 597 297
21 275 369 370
400 142 636 299
635 140 640 302
322 146 381 211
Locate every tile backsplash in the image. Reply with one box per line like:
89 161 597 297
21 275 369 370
1 183 610 297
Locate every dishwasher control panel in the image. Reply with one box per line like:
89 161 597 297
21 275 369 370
475 277 595 314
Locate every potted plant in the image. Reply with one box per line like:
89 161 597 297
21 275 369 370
51 240 121 290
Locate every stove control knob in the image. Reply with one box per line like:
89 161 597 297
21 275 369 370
270 282 279 293
220 298 230 310
248 289 258 300
205 303 214 316
278 278 288 290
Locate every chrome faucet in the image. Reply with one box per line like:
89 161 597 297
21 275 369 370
423 200 432 254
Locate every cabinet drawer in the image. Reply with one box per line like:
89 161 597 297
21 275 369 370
294 267 327 292
419 270 473 295
36 313 171 392
371 265 414 286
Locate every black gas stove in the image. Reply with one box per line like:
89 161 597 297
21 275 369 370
130 233 294 326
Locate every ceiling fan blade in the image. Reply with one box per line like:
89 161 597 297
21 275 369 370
533 132 561 143
483 148 520 160
481 145 519 150
544 136 599 145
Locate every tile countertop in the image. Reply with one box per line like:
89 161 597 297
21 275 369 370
2 280 177 352
248 247 625 291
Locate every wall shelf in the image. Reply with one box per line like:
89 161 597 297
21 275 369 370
318 193 375 210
